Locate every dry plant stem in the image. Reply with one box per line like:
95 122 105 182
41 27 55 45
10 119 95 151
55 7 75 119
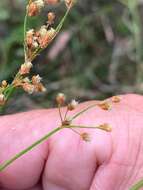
69 127 81 135
69 103 98 121
64 125 105 130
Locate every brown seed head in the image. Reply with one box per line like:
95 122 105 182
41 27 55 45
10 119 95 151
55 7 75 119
35 0 45 8
32 75 42 85
34 83 46 92
56 93 66 105
38 28 56 48
67 99 78 111
65 0 75 8
47 12 55 24
22 83 35 94
19 62 33 75
27 2 39 17
97 123 112 132
98 101 112 111
112 96 121 103
81 132 90 142
2 80 8 88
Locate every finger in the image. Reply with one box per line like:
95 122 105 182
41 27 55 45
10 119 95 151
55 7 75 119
1 184 42 190
0 109 60 189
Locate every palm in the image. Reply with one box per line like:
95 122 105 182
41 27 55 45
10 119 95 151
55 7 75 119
0 94 143 190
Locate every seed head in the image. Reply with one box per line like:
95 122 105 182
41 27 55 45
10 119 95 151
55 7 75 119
32 75 42 85
19 62 33 75
38 28 56 48
35 0 45 8
81 132 90 142
112 96 121 103
35 83 46 92
2 80 8 88
26 29 34 47
22 83 35 94
33 41 39 48
27 2 39 17
67 99 78 111
56 93 66 105
98 101 112 111
47 12 55 24
23 77 30 83
97 123 112 132
28 0 45 17
39 25 48 37
65 0 75 9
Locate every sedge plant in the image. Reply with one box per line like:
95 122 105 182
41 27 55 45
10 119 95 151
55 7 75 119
0 0 122 184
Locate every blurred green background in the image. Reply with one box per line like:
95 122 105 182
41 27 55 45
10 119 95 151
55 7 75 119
0 0 143 114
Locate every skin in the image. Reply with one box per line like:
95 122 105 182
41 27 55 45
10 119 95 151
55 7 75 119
0 94 143 190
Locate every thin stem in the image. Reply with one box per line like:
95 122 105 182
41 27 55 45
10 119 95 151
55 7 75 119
64 107 69 121
69 127 81 136
58 104 63 122
130 179 143 190
70 103 97 121
64 125 99 129
0 127 62 172
24 1 29 61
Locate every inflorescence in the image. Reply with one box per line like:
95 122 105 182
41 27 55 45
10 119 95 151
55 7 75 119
56 93 121 142
0 0 75 107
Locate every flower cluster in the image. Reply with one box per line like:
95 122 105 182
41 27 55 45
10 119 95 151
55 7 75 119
27 0 74 17
55 93 121 142
97 95 121 111
56 93 78 125
26 24 56 58
19 61 46 92
0 0 75 109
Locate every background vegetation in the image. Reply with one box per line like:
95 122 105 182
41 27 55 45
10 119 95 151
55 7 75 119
0 0 143 114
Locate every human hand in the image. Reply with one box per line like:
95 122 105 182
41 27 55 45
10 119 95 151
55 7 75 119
0 94 143 190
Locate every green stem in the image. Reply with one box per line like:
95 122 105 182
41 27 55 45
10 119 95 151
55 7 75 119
24 2 28 61
130 179 143 190
70 103 97 121
0 127 61 171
